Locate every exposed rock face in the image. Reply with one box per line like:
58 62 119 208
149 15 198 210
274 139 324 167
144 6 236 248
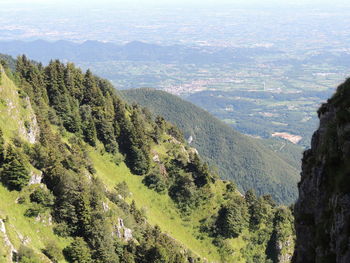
267 206 295 263
277 238 293 263
116 218 133 241
29 170 43 185
102 202 110 212
293 78 350 263
22 96 40 144
0 219 17 262
187 135 193 144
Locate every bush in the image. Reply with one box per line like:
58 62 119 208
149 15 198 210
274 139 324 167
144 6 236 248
30 187 54 207
42 240 63 263
142 173 167 193
17 245 40 263
169 175 198 212
24 203 44 218
114 181 130 199
111 152 125 166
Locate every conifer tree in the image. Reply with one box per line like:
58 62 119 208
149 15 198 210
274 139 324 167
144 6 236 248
82 70 104 107
1 145 30 190
80 105 97 147
64 237 92 263
0 128 4 165
216 196 249 238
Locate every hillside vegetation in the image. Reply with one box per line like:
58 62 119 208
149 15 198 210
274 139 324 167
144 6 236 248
0 56 294 263
122 88 301 204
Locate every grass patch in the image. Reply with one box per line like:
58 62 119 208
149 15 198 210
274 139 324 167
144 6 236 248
89 147 228 262
0 185 71 263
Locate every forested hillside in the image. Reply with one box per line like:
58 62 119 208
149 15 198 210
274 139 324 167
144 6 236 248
122 88 300 204
0 56 294 262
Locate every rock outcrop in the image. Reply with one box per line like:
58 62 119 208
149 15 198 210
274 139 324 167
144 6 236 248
293 78 350 263
116 218 133 242
0 219 17 262
29 170 43 185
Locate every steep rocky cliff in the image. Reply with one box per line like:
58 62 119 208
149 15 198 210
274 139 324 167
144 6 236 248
293 78 350 263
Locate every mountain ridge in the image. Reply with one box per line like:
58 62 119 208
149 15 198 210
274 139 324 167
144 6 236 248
0 39 278 64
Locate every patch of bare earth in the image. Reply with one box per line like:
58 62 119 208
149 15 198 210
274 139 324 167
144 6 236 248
272 132 302 144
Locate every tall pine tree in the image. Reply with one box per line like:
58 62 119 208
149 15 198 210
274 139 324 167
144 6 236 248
0 128 4 165
1 145 30 191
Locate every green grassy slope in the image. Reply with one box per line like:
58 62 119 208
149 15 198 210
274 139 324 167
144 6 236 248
0 185 71 263
0 63 245 263
89 146 227 262
0 67 71 263
121 88 301 203
0 68 36 140
88 136 254 262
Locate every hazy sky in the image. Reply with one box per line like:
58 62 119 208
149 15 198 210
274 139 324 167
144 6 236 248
1 0 350 8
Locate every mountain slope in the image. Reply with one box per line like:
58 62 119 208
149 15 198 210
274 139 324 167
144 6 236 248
0 57 294 263
293 78 350 262
122 88 301 204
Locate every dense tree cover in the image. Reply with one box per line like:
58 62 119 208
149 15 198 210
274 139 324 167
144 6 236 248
196 187 294 262
2 56 209 262
0 56 295 262
15 55 152 175
121 88 300 204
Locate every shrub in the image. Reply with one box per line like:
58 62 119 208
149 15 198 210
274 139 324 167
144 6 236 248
53 222 71 237
30 187 54 207
142 173 167 193
17 245 39 263
24 203 45 218
114 181 130 199
42 240 63 263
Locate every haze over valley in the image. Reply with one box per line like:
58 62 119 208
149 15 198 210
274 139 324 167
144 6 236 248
1 1 350 262
1 1 349 146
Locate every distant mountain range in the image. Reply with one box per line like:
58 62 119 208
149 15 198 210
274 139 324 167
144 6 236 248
1 39 349 67
0 39 282 64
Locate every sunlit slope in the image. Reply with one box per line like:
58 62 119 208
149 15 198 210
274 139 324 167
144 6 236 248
0 67 245 263
89 146 231 262
0 68 70 263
